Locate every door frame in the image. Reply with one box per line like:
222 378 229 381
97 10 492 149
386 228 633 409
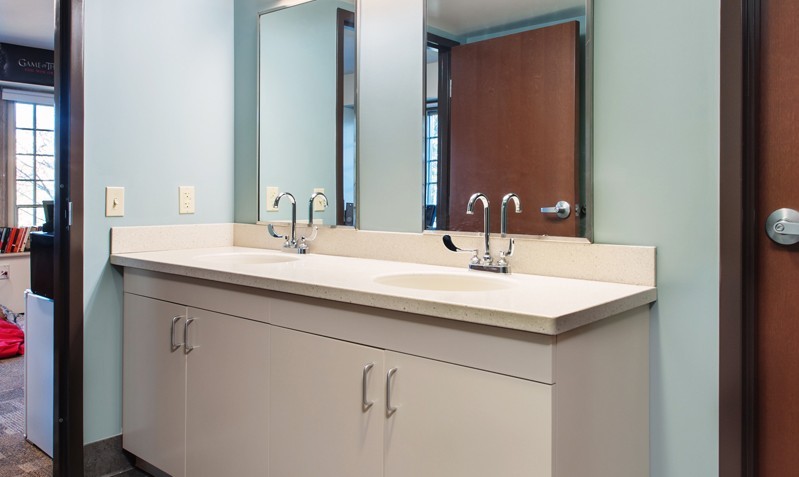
53 0 84 475
719 0 758 476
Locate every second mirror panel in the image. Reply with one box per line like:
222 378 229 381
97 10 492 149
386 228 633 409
425 0 587 237
259 0 356 226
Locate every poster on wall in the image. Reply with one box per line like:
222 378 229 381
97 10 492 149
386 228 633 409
0 43 55 87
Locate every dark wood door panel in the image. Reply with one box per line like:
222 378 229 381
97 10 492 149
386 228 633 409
447 21 579 236
757 0 799 474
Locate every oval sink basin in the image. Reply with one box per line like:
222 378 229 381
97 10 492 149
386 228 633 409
195 252 298 265
374 272 513 292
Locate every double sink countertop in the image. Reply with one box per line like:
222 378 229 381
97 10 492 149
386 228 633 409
110 246 657 335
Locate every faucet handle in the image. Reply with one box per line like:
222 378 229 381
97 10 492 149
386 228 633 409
267 224 290 247
442 235 480 264
300 224 319 243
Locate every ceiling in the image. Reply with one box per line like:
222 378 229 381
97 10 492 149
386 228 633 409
427 0 584 37
0 0 55 50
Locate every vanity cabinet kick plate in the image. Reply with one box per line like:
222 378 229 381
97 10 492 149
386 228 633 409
105 187 125 217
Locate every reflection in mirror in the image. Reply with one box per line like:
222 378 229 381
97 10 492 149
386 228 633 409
425 0 589 238
258 0 356 226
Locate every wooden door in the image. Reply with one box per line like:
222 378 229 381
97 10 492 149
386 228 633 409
447 21 579 236
756 0 799 474
122 294 186 477
185 309 270 477
383 351 552 477
269 326 384 477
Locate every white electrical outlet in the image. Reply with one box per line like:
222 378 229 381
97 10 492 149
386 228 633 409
105 187 125 217
179 186 196 214
0 264 9 280
266 186 279 212
313 188 326 212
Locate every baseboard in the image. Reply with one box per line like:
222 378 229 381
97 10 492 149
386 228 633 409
84 435 135 477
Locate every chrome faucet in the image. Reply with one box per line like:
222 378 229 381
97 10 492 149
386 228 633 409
298 192 329 254
498 193 522 267
443 192 520 274
267 192 299 251
467 192 492 265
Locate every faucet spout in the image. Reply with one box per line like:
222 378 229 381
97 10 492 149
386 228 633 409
274 192 297 247
466 192 491 264
308 192 329 228
500 193 522 238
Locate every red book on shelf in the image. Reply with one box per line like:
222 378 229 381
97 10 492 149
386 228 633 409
15 227 29 253
4 228 18 253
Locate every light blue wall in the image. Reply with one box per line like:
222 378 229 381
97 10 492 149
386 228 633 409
83 0 235 444
593 2 719 476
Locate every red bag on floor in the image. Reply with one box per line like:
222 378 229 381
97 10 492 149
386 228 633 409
0 319 24 357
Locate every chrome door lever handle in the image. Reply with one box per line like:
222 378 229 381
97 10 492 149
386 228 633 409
540 201 571 219
766 208 799 245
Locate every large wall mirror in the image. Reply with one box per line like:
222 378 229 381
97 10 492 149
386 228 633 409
258 0 356 226
424 0 591 238
257 0 592 239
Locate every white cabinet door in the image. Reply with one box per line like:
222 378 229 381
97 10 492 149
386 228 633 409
384 351 553 477
269 326 385 477
185 308 270 477
123 293 187 477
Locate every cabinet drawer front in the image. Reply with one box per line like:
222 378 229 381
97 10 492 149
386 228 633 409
271 295 555 383
384 351 552 477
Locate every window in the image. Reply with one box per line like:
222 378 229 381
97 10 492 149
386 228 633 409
13 102 55 226
424 106 438 228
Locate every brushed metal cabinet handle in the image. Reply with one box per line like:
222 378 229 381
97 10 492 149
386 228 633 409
184 317 197 354
386 367 398 416
170 315 184 352
362 363 375 411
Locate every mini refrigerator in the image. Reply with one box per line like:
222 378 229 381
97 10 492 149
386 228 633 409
24 290 53 457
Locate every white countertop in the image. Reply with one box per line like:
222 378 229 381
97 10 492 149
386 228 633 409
110 246 657 335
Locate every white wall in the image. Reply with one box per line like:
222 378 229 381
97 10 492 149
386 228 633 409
593 1 720 476
83 0 235 444
0 254 29 313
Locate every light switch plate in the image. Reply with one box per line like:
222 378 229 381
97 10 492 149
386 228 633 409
179 186 195 214
313 188 326 212
266 187 279 212
105 187 125 217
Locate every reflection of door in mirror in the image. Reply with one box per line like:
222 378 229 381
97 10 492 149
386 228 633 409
337 9 356 226
426 21 580 236
258 0 356 226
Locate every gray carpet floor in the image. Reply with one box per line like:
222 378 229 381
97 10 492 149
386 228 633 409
0 354 52 476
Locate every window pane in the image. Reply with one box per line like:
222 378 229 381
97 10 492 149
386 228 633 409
36 105 55 130
428 160 438 183
15 103 34 129
16 130 34 154
429 114 438 137
17 207 35 227
17 181 34 205
427 184 438 205
17 155 34 180
36 156 55 181
36 131 54 155
37 181 55 201
429 139 438 162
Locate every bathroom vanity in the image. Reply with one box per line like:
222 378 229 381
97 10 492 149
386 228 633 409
112 244 655 477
